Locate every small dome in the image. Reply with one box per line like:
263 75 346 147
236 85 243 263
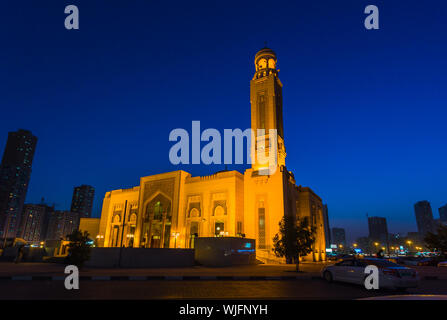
255 47 277 64
255 47 276 59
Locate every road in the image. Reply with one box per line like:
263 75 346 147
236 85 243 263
1 278 446 300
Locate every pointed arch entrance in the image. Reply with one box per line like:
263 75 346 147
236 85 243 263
142 193 172 248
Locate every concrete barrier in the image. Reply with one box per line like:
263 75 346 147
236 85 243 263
194 237 256 267
85 248 195 268
0 247 45 262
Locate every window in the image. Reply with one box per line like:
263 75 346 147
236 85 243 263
336 260 354 267
258 95 266 129
258 208 265 249
154 202 163 220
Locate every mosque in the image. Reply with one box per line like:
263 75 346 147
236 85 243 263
95 48 327 262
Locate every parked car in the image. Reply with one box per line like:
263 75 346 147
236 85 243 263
359 295 447 300
417 257 440 266
395 257 421 266
438 261 447 267
322 257 419 290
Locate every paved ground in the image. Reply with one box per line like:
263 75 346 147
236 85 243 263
0 262 330 277
0 278 446 300
1 262 446 279
1 262 447 300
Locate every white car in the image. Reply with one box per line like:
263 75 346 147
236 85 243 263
322 258 419 290
438 261 447 267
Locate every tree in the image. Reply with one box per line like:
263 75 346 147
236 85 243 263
272 215 316 272
65 230 92 269
425 225 447 258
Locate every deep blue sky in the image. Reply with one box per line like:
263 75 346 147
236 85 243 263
1 1 446 242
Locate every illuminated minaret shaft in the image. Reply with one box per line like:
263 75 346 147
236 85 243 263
250 47 286 171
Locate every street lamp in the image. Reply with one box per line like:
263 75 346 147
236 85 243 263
172 232 180 248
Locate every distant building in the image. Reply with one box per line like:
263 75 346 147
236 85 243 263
368 216 389 244
434 218 447 229
70 185 95 218
356 236 374 254
407 231 420 240
332 228 346 246
0 129 38 239
439 204 447 223
322 204 331 248
414 201 435 237
17 203 54 244
46 211 79 240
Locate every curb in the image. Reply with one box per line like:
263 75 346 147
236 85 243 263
0 275 315 281
1 275 442 281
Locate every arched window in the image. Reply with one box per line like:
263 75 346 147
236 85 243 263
214 205 225 216
129 213 137 224
113 215 120 224
190 208 200 218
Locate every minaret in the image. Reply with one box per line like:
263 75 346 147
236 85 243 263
250 47 286 171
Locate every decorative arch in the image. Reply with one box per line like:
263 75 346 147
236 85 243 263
190 207 200 218
214 205 225 216
144 192 172 220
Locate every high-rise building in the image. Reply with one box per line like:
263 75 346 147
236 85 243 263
414 200 435 237
70 185 95 218
17 203 54 244
0 129 37 239
439 204 447 223
332 228 346 246
46 210 79 240
368 216 389 244
322 204 331 248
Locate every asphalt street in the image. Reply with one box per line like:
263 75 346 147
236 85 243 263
1 278 446 300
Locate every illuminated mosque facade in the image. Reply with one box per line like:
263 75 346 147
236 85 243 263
96 48 327 262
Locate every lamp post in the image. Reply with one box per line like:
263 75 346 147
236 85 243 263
95 234 104 247
406 240 413 256
172 232 180 248
126 234 134 247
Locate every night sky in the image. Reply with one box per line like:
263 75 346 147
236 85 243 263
1 1 446 242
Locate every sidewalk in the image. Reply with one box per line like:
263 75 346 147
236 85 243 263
2 262 445 281
0 262 328 280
